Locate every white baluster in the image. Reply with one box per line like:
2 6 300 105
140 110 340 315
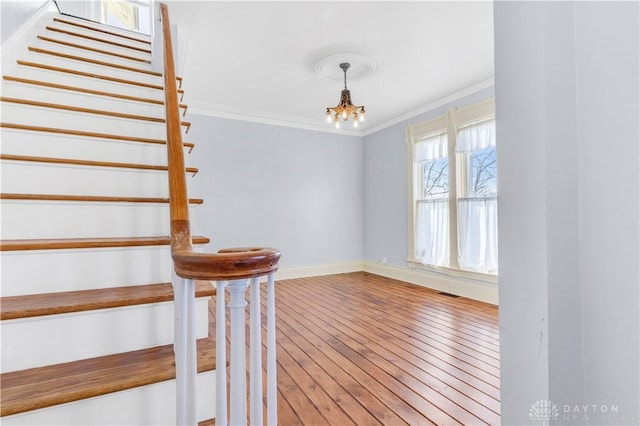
266 273 278 425
216 280 228 426
228 279 249 425
174 274 197 425
216 273 277 426
249 277 263 425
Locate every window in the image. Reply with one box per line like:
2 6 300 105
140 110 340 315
103 0 151 34
407 98 497 275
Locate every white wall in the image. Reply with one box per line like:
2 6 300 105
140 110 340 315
575 2 639 417
495 1 639 424
0 0 48 44
187 115 363 270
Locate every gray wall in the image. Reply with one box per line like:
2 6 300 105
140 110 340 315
362 87 494 267
187 115 363 269
1 0 49 44
495 1 639 424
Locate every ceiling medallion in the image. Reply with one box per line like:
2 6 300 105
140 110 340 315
325 62 365 129
307 44 385 82
307 44 384 129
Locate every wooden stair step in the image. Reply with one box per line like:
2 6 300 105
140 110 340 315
0 337 215 417
0 123 195 151
17 60 162 91
1 97 191 131
3 76 188 115
1 281 215 320
0 154 198 175
198 419 215 426
46 25 152 54
0 236 210 252
28 46 160 77
0 193 203 205
37 34 150 63
53 17 151 46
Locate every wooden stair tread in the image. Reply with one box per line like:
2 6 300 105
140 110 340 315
3 76 188 114
45 25 152 54
28 46 161 77
16 60 171 92
0 337 215 417
0 193 203 204
1 281 215 320
0 236 210 251
0 123 195 151
0 154 198 175
53 17 151 45
37 34 151 63
1 96 191 130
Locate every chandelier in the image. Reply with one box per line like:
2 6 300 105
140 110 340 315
325 62 365 129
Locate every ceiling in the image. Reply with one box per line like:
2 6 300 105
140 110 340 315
164 1 495 135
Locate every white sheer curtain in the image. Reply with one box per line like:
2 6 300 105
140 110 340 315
457 198 498 273
456 119 496 153
414 133 449 267
456 119 498 273
415 133 447 162
416 200 449 267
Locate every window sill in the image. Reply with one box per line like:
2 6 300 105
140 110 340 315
406 259 498 284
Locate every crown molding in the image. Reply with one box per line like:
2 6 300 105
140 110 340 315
185 78 495 138
187 101 364 137
361 78 495 136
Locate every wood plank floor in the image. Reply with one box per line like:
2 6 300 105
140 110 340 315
209 271 500 425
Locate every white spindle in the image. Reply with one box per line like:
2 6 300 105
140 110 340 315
216 280 228 426
266 273 278 425
228 279 248 425
174 275 197 426
215 274 278 426
249 277 263 425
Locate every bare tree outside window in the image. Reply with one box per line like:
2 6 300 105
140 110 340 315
469 146 497 197
422 157 449 199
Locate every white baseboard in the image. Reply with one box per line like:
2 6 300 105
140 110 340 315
272 260 498 305
273 261 364 281
363 261 498 305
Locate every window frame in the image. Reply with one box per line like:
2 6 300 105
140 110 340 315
406 98 497 282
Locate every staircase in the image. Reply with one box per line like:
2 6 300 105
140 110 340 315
0 6 216 424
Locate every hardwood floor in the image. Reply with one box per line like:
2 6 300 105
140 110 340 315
209 271 500 425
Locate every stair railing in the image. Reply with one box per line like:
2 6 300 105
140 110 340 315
159 4 281 425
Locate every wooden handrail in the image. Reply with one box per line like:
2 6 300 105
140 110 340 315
160 4 280 280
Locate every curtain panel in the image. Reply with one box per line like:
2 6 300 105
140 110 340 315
457 197 498 273
415 199 449 267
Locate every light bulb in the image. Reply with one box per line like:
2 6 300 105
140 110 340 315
353 120 358 128
341 110 347 120
326 110 332 123
335 120 340 129
359 110 365 122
